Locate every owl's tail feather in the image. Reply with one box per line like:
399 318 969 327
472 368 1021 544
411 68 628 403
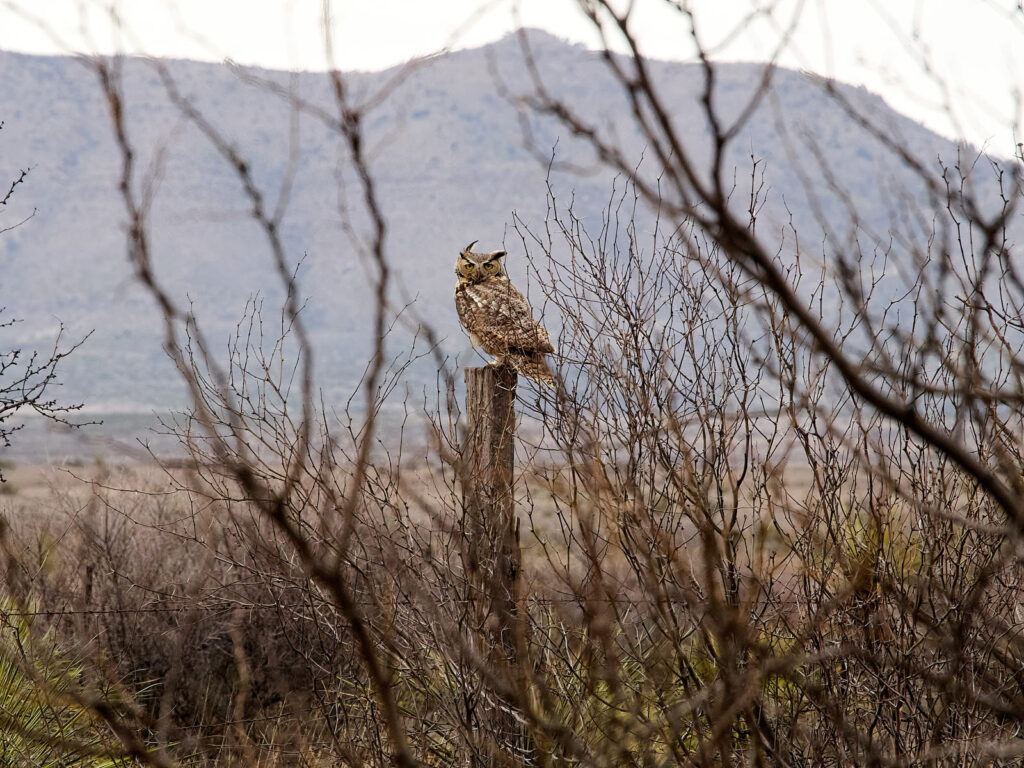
510 352 555 387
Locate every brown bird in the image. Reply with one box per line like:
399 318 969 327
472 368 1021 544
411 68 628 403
454 241 555 385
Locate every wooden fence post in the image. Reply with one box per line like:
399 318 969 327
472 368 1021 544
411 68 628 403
462 364 523 760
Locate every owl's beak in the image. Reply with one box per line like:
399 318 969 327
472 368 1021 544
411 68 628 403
462 240 478 253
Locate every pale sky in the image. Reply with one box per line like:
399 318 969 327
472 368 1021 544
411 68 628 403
2 0 1022 154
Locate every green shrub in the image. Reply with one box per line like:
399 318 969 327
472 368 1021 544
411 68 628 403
0 595 131 768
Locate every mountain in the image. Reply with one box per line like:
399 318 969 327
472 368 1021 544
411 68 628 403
0 31 1005 441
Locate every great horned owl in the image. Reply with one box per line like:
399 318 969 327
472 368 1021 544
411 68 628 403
454 241 555 385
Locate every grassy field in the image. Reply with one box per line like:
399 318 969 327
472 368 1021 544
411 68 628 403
2 441 1017 767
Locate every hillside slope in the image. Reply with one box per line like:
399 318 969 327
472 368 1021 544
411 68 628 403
0 31 999 418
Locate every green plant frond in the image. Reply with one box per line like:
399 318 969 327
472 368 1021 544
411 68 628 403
0 594 133 768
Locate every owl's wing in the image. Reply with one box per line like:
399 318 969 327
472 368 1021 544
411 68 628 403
454 286 475 332
460 280 554 353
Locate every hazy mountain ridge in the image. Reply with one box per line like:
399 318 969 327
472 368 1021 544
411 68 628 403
0 31 1008 424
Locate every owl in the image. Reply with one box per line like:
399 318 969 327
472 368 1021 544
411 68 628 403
454 240 555 385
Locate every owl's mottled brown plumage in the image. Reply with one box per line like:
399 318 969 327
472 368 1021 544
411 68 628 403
454 241 555 385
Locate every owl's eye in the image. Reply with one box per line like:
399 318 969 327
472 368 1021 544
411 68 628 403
465 263 475 270
484 262 496 270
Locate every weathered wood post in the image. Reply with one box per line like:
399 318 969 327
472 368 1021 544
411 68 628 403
462 364 523 759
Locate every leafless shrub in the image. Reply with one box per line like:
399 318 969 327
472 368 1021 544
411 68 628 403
8 4 1024 767
0 127 92 475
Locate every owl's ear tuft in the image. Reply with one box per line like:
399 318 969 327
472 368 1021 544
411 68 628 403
462 240 478 254
488 250 507 259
